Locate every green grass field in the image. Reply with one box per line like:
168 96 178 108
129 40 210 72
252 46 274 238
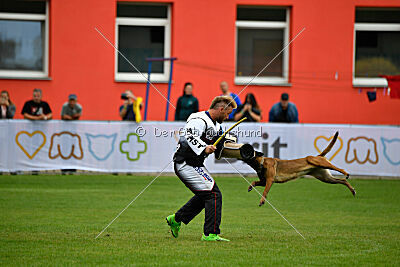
1 174 399 266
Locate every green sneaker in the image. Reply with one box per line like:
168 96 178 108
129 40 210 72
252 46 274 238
166 214 181 238
201 233 230 242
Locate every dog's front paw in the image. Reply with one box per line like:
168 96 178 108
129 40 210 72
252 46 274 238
258 198 265 207
248 185 253 192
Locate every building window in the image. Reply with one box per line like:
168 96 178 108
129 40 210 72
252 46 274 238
354 8 400 87
116 3 171 82
235 6 290 85
0 0 49 79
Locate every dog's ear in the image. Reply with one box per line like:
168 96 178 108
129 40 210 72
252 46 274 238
255 151 264 157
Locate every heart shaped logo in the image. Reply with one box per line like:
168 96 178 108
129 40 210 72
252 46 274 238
15 131 47 159
314 135 343 161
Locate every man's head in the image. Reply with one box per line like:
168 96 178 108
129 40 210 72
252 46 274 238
220 81 229 95
33 88 42 103
280 93 289 110
68 94 77 107
209 96 237 123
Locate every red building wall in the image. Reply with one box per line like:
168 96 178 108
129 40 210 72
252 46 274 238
2 0 400 124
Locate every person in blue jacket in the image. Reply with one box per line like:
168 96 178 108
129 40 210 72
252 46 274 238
269 93 299 123
220 81 241 121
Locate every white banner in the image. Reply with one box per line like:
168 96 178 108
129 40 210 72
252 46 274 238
0 120 399 176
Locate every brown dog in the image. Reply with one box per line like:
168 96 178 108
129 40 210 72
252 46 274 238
246 132 356 206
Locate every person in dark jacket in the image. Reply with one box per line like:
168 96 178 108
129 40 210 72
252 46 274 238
175 82 199 121
269 93 299 123
233 93 262 122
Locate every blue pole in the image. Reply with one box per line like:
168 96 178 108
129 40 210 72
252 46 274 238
144 61 152 121
165 59 175 121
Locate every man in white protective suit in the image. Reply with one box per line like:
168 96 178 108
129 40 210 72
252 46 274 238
166 96 237 242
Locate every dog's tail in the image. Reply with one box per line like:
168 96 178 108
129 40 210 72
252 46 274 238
319 132 339 157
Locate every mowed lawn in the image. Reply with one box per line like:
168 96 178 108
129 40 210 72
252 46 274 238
0 174 399 266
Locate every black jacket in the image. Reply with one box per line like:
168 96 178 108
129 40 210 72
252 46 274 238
175 95 199 121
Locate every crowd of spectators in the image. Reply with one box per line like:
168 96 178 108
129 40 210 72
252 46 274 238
173 81 298 123
1 84 299 123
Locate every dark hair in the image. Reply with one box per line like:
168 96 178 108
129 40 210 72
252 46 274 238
244 93 259 109
33 88 42 95
183 82 193 95
1 90 13 105
281 93 289 101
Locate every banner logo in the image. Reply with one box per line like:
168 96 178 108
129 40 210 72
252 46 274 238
314 135 343 161
345 136 378 164
381 138 400 165
49 132 83 160
120 133 147 161
15 131 46 159
86 133 117 161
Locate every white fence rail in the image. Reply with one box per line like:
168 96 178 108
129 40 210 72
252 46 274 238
1 120 399 176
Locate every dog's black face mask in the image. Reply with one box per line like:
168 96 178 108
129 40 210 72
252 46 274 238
239 144 256 161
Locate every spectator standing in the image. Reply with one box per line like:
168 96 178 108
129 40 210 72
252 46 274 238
0 90 16 119
234 93 262 122
21 88 52 120
220 81 241 121
61 94 82 120
269 93 299 123
119 90 142 122
175 82 199 121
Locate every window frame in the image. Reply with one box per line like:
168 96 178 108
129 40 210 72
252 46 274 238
0 2 49 79
235 7 290 86
115 4 171 83
353 19 400 87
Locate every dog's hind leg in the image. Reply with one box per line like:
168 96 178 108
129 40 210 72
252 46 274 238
310 169 356 196
307 156 349 178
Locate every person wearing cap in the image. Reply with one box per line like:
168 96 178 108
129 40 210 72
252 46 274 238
22 88 53 121
61 94 82 120
268 93 299 123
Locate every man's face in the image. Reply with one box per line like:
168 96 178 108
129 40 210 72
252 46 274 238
125 90 133 104
216 106 233 123
220 82 228 94
68 99 76 107
33 91 42 103
280 100 288 110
